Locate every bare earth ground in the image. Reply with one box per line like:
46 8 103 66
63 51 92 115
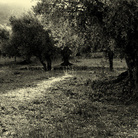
0 58 138 138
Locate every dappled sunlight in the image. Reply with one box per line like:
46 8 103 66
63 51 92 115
2 74 73 101
0 74 73 137
0 70 5 73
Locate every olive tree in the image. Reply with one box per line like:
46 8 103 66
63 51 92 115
0 27 10 57
33 0 87 66
104 0 138 93
34 0 138 95
8 14 56 71
77 0 138 93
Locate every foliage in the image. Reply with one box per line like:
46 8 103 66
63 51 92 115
103 0 138 92
71 0 138 91
33 0 87 56
1 39 21 59
33 0 111 58
5 13 56 70
0 28 9 41
34 0 138 91
0 27 10 56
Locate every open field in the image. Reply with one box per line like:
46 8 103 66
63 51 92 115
0 57 138 137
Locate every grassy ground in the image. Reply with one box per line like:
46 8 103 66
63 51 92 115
0 57 138 137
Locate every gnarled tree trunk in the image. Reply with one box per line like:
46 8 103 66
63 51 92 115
61 46 72 66
125 51 138 97
125 55 134 80
39 57 47 71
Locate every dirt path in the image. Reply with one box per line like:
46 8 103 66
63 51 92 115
2 74 72 101
0 71 138 137
0 74 73 137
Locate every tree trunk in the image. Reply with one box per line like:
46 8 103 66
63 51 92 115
46 57 52 71
134 51 138 93
41 61 47 71
25 55 31 63
125 53 138 96
39 58 47 71
109 58 113 71
61 58 72 66
61 46 72 66
14 56 16 63
125 55 133 80
108 50 114 71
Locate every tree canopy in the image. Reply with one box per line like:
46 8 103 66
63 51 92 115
0 27 10 56
3 13 56 70
33 0 138 94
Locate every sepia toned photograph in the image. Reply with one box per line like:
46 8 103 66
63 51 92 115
0 0 138 137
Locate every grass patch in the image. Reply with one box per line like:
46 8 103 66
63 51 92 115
0 58 137 137
12 71 137 138
0 66 64 94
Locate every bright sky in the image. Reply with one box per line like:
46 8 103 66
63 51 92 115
0 0 37 8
